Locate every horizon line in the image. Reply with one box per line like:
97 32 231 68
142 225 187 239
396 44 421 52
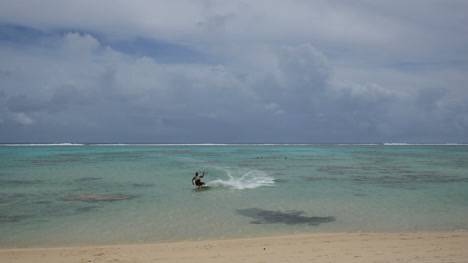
1 142 467 146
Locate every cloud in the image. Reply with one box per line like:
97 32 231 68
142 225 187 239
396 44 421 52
0 1 467 143
16 112 34 125
0 32 256 141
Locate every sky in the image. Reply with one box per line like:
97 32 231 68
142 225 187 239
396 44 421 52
1 0 468 144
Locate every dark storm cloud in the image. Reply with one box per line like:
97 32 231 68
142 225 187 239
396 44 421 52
7 94 45 113
0 1 467 143
7 84 89 115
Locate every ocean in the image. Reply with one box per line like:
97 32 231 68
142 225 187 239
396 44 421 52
1 144 467 247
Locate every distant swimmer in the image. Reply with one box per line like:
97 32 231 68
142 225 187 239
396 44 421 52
192 172 205 190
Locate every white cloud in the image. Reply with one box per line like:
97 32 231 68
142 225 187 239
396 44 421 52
1 1 467 143
14 112 34 125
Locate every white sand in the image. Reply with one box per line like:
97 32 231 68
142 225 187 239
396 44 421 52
1 232 467 263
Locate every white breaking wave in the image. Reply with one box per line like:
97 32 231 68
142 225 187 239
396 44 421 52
383 143 467 146
1 143 85 146
206 168 275 190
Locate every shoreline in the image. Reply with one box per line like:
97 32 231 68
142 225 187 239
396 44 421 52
2 232 468 263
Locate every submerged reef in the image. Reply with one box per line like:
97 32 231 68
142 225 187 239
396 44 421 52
237 208 335 226
74 177 102 182
0 215 32 223
62 194 137 202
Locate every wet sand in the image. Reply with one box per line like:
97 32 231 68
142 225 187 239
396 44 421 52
1 232 467 263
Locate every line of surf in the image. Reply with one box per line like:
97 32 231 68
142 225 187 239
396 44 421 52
0 143 86 146
2 143 467 147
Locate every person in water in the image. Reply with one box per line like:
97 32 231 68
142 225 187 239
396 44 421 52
192 172 205 189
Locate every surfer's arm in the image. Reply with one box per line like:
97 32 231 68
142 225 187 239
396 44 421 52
192 178 195 185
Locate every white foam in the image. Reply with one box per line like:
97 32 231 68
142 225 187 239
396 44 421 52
383 143 410 146
1 143 85 146
383 143 467 146
206 168 275 190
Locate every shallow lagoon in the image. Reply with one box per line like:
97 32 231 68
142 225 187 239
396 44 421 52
1 145 467 247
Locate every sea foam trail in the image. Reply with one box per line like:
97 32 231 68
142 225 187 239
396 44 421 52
207 168 275 190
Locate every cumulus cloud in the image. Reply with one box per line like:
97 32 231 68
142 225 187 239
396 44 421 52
0 1 467 143
14 112 34 125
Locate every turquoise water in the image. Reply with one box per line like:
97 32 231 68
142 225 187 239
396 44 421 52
1 144 468 247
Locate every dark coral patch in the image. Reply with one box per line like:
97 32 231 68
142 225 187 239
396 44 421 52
237 208 335 226
62 194 137 202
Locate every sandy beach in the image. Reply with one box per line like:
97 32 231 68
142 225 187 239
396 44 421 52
1 232 467 263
